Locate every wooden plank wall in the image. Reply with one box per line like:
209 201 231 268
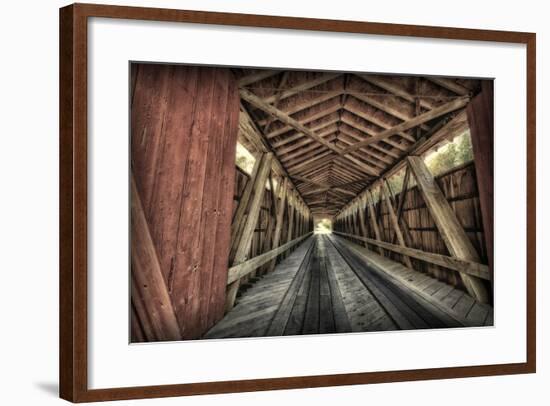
232 167 309 288
467 81 494 285
130 64 240 341
335 162 487 291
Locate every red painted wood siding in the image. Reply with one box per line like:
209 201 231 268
131 64 240 340
467 81 494 286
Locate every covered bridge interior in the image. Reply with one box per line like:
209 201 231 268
130 65 494 342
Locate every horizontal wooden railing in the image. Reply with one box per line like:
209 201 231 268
227 232 313 285
333 231 490 280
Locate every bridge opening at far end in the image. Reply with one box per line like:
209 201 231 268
314 218 333 234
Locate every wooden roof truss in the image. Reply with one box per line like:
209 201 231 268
236 69 479 216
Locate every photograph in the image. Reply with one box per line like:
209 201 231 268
130 64 494 342
0 0 542 403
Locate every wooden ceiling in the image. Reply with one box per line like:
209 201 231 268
234 69 481 217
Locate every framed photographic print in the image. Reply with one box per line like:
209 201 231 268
59 3 536 402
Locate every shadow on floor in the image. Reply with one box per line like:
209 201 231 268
35 382 58 397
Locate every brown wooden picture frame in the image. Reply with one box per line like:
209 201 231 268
59 3 536 402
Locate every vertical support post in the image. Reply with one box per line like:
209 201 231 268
407 155 490 303
226 153 274 311
366 191 385 256
395 167 411 226
357 195 369 246
466 81 494 286
381 181 413 268
267 177 289 273
286 194 296 242
229 155 262 262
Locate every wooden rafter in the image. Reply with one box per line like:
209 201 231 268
242 88 381 177
349 91 431 131
426 77 471 96
266 103 341 139
344 99 416 142
241 88 343 153
263 72 290 134
267 178 289 273
341 97 470 154
288 151 334 174
366 191 384 255
340 115 407 153
263 72 341 104
355 74 436 110
380 181 413 268
275 122 338 153
301 183 355 198
238 106 310 208
256 89 344 126
238 70 280 87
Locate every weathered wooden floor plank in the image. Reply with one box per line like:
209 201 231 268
204 237 314 338
331 235 493 328
205 234 494 340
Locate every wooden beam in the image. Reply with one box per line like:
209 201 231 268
276 124 337 155
340 115 406 153
333 231 490 280
268 175 278 220
280 137 336 163
335 134 392 168
342 97 470 154
327 190 349 203
467 81 494 285
226 153 274 311
267 178 289 273
241 88 380 177
334 109 467 219
241 88 342 153
426 77 471 96
394 166 412 243
366 191 384 255
227 233 312 284
289 151 334 174
232 154 274 264
380 182 413 268
357 198 369 247
266 104 341 139
407 156 489 303
339 129 399 161
344 99 416 142
229 153 262 260
349 92 430 131
130 174 182 341
262 72 290 134
292 174 329 188
335 176 373 188
257 89 344 126
355 74 436 110
295 175 357 198
238 107 309 210
238 70 280 87
263 73 341 104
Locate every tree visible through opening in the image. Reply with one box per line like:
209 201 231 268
315 218 332 234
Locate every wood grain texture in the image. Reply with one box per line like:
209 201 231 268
131 64 240 339
467 81 494 286
130 175 182 341
334 231 490 280
406 156 489 303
